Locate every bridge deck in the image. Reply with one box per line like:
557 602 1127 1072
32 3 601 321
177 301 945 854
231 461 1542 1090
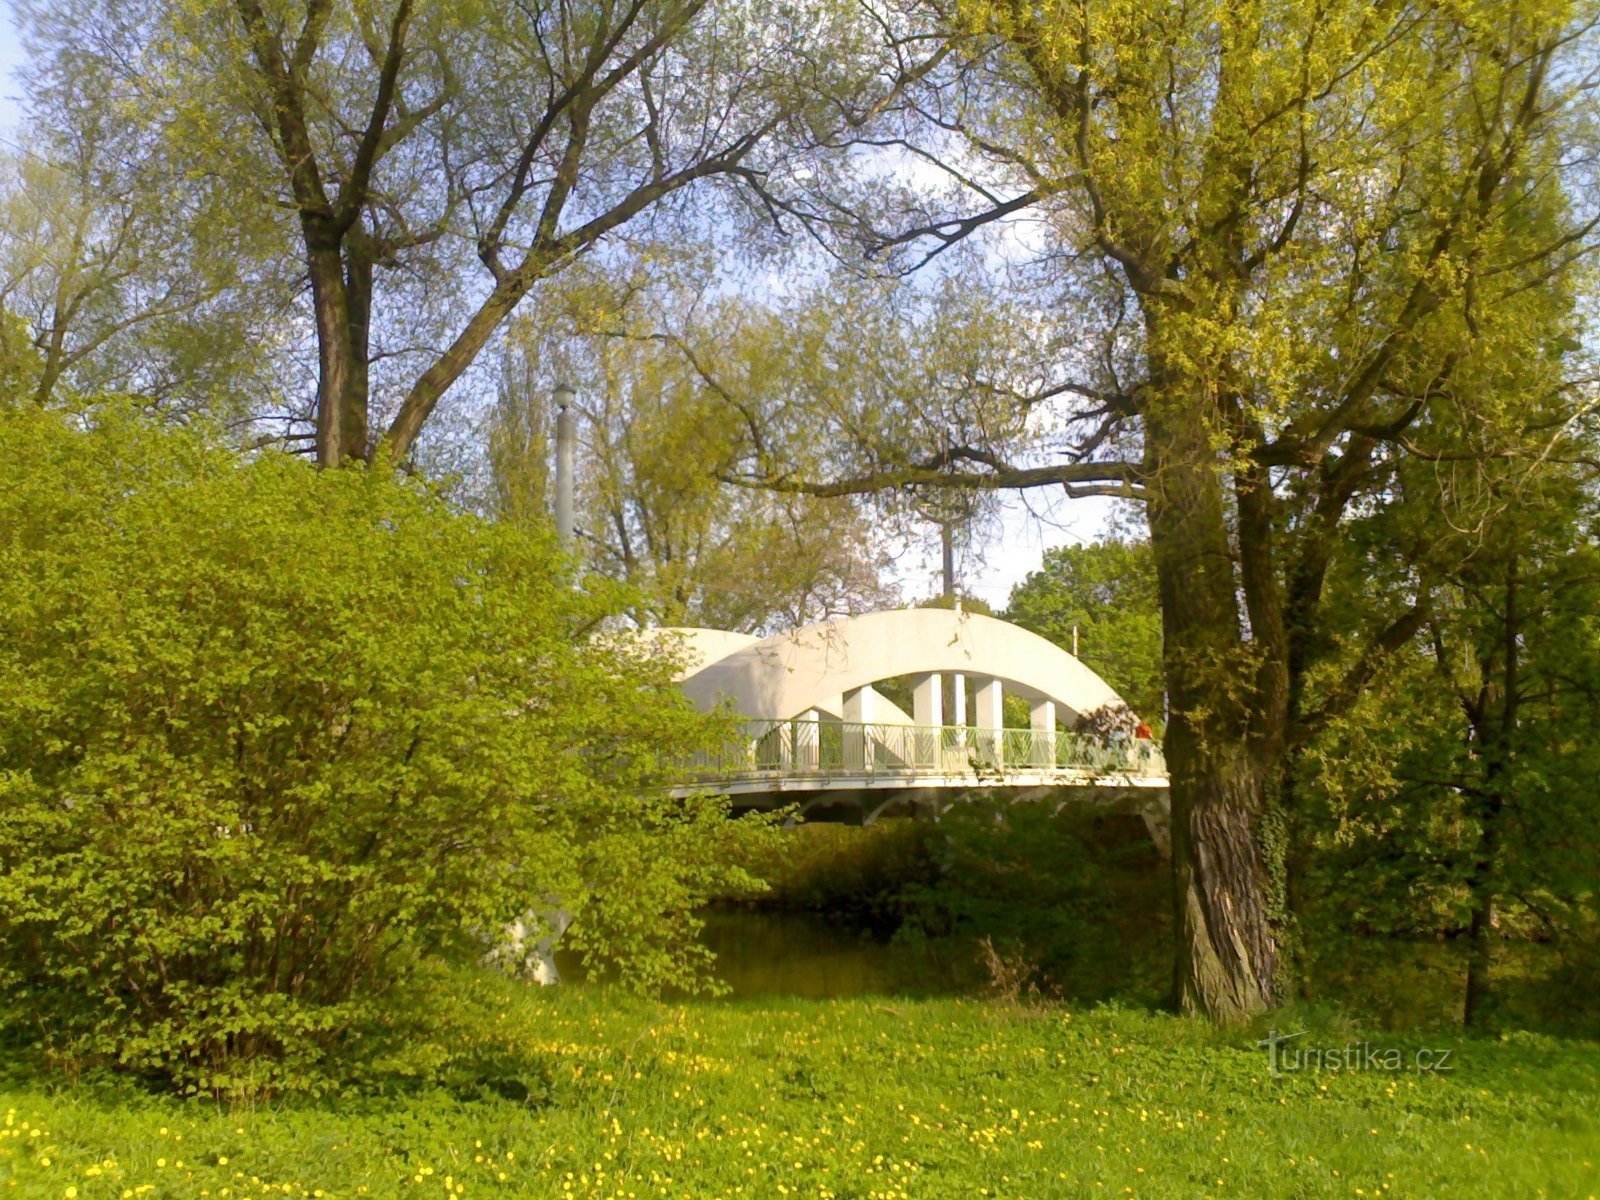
687 719 1167 793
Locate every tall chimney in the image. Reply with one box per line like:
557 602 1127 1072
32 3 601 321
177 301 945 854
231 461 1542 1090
552 383 576 552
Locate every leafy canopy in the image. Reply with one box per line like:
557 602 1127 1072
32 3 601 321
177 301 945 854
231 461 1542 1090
0 402 763 1094
1003 540 1163 729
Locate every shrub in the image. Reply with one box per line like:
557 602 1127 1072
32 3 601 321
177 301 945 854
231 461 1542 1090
896 801 1170 1004
0 404 763 1094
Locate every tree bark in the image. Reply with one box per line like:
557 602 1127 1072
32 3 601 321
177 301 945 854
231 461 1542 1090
383 276 530 462
1167 738 1279 1018
341 234 374 461
1142 349 1281 1020
305 230 357 469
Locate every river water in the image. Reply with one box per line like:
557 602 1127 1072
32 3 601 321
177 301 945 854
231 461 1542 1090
697 908 973 998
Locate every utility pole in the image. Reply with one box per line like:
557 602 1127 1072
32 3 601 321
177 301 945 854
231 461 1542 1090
941 519 955 600
552 383 576 553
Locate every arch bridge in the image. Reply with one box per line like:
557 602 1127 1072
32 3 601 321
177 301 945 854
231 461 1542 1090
651 609 1170 844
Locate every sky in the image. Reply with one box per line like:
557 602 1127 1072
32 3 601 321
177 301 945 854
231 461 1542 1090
0 1 1118 609
0 2 20 136
892 492 1118 607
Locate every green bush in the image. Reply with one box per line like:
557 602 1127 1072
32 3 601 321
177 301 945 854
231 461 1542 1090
726 820 937 931
897 801 1170 1004
0 404 764 1094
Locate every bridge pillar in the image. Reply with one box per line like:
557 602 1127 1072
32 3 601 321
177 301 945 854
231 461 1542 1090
796 708 821 771
843 686 875 771
1030 698 1056 766
912 673 943 770
842 685 874 723
947 673 968 767
975 677 1003 728
975 677 1004 767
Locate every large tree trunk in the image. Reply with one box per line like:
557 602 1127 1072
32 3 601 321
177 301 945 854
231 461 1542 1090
342 236 374 463
1166 733 1279 1018
1143 351 1282 1020
305 231 359 469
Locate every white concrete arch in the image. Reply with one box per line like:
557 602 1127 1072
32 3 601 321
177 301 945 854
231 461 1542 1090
634 627 762 682
678 608 1128 724
644 625 915 725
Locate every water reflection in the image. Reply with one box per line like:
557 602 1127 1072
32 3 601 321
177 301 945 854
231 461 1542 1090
698 908 961 998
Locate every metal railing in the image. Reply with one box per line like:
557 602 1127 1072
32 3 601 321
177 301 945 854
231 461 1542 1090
689 719 1165 781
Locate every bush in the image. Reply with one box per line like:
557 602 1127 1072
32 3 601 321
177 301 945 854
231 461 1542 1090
725 820 937 932
896 801 1170 1004
0 404 764 1094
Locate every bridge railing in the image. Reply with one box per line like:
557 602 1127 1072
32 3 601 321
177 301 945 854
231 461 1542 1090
689 719 1165 780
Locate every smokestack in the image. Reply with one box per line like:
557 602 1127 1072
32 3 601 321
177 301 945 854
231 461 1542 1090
941 519 955 599
552 383 576 552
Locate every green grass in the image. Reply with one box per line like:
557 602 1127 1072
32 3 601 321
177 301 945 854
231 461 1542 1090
2 978 1597 1200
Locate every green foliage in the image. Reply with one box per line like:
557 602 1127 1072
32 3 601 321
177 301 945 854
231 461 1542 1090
1293 457 1600 1022
726 821 938 933
1004 540 1164 727
915 591 994 616
2 982 1599 1198
898 804 1170 1004
0 404 768 1094
0 310 41 400
490 269 896 634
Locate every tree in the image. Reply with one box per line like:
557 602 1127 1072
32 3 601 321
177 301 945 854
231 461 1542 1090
0 144 290 413
485 272 896 633
0 307 42 400
17 0 925 464
1302 443 1600 1026
0 401 763 1093
711 0 1598 1017
1004 540 1163 728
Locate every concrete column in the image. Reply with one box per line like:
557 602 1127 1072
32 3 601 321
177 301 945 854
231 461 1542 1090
1140 799 1172 859
975 677 1003 729
1030 698 1056 766
843 686 875 773
912 673 943 770
946 673 968 767
912 672 943 726
842 686 875 723
797 708 821 770
975 678 1003 767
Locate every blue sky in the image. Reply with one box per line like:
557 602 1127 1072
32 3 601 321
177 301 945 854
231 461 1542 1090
0 1 21 135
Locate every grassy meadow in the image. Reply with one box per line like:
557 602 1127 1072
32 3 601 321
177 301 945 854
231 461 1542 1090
2 974 1596 1200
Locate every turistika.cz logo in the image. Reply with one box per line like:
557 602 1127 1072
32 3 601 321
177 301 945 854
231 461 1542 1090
1257 1030 1456 1077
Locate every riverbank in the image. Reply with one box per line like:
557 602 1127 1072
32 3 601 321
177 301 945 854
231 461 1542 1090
3 975 1596 1199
